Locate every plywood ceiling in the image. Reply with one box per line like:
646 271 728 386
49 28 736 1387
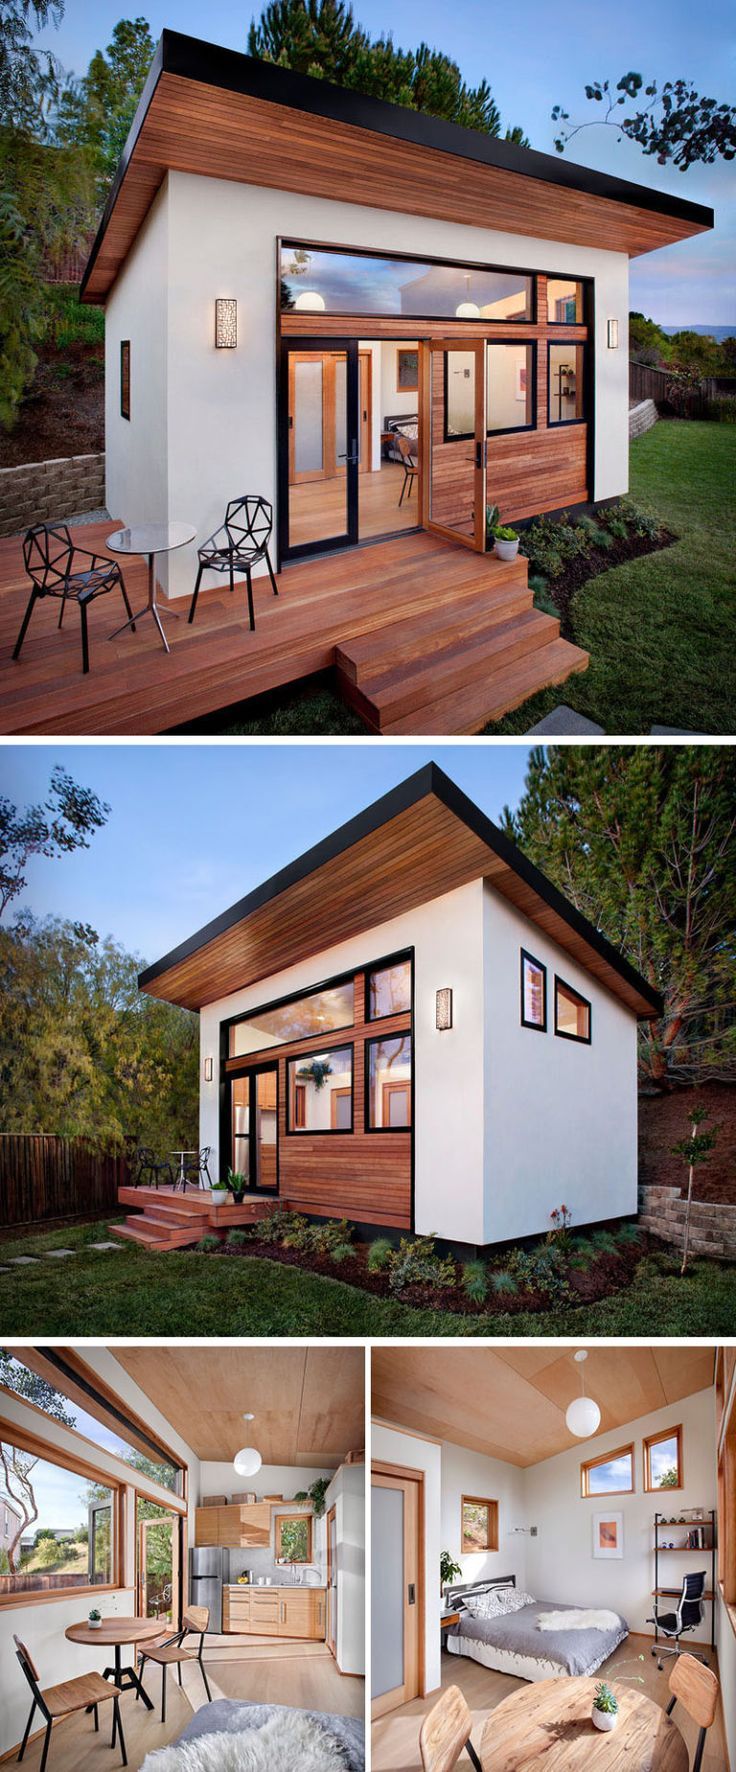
371 1346 715 1467
114 1345 364 1467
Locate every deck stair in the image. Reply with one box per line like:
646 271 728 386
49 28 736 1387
111 1185 273 1251
335 553 588 734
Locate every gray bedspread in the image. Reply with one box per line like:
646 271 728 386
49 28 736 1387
450 1599 627 1677
178 1699 364 1770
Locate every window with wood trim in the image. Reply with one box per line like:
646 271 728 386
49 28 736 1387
120 340 130 419
644 1425 683 1493
0 1350 183 1494
554 976 591 1043
521 949 546 1031
461 1495 498 1553
0 1421 120 1601
275 1513 313 1563
580 1444 635 1498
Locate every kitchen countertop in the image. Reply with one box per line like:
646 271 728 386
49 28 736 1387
223 1582 326 1590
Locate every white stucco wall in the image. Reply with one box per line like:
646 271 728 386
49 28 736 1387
372 1423 442 1697
105 171 630 599
440 1443 528 1593
482 883 639 1245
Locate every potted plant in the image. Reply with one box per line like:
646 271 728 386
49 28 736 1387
440 1550 462 1597
293 1477 330 1518
210 1178 229 1205
592 1682 618 1732
492 524 520 562
227 1169 247 1204
88 1608 102 1630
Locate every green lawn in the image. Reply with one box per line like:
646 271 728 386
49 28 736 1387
203 419 734 737
2 1221 735 1336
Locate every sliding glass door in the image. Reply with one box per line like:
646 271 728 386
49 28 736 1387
230 1064 279 1192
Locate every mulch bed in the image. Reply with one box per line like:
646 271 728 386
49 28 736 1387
207 1229 657 1317
531 527 677 638
0 343 104 468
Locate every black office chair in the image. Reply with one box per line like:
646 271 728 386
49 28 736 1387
14 524 135 675
647 1571 708 1670
188 496 279 631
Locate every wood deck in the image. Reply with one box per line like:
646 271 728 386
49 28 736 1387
112 1185 275 1250
0 521 587 735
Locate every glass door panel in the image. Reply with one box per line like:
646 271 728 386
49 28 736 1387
255 1069 278 1191
230 1067 279 1193
371 1484 404 1700
424 339 486 551
137 1502 179 1629
283 341 359 558
232 1076 252 1184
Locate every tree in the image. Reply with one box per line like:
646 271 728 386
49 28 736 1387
248 0 526 140
658 1468 679 1489
54 17 155 205
501 747 736 1088
672 1106 719 1275
552 74 736 171
0 0 64 134
0 764 109 919
0 1352 75 1573
629 312 673 368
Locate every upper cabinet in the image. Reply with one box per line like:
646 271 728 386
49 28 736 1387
195 1502 272 1548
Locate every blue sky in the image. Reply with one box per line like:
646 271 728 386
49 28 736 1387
34 0 734 323
2 743 532 963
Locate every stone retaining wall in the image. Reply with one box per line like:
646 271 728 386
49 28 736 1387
629 399 659 441
638 1184 736 1259
0 453 105 539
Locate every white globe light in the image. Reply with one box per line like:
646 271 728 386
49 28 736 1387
233 1446 262 1476
565 1395 601 1439
455 301 481 319
294 291 326 312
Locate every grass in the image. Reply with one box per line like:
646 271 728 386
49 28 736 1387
2 1221 735 1336
203 419 734 736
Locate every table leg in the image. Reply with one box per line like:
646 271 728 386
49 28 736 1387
108 552 181 654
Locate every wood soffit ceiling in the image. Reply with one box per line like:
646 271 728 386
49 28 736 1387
81 32 713 302
371 1345 716 1468
113 1345 364 1466
138 765 662 1019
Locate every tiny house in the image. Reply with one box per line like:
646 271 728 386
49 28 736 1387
138 764 662 1249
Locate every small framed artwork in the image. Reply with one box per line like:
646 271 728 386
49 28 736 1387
397 348 418 392
593 1511 624 1559
515 361 528 403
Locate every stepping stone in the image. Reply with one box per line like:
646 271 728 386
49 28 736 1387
90 1241 122 1251
44 1248 75 1259
8 1255 39 1265
527 704 605 735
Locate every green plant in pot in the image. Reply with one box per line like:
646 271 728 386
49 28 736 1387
293 1476 330 1518
210 1176 230 1205
492 523 520 562
227 1168 247 1205
296 1058 333 1090
592 1682 618 1732
88 1607 102 1629
440 1550 462 1596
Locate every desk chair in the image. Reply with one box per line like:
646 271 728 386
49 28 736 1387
419 1685 482 1772
648 1572 707 1670
666 1653 719 1772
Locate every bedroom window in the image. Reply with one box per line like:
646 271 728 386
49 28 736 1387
644 1425 683 1492
275 1514 313 1563
554 976 591 1043
461 1496 499 1553
580 1444 634 1498
521 950 546 1031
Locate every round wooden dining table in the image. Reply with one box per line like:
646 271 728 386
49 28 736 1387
65 1616 165 1710
480 1676 689 1772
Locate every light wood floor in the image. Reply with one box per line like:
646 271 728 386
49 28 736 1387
289 460 419 546
371 1638 728 1772
9 1634 363 1772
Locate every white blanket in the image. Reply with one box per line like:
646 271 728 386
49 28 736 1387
141 1712 347 1772
536 1608 622 1632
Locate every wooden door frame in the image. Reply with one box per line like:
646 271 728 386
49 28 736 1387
136 1506 182 1630
287 349 346 485
371 1459 424 1719
326 1502 338 1660
421 337 487 552
358 349 373 475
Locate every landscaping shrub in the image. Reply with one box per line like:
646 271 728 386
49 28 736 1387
615 1222 644 1245
330 1242 353 1265
528 574 559 618
504 1242 570 1300
307 1218 353 1257
462 1259 488 1304
226 1229 249 1247
546 1204 573 1254
367 1237 393 1272
589 1230 618 1255
256 1205 309 1245
490 1269 518 1296
519 511 591 579
196 1235 220 1252
705 397 736 424
387 1234 456 1296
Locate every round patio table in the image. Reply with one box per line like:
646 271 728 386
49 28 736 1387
107 523 196 655
170 1148 199 1190
480 1675 688 1772
65 1616 165 1709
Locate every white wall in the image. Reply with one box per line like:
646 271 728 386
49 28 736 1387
372 1423 442 1696
106 172 630 598
440 1443 528 1593
200 878 488 1245
198 1461 334 1584
483 882 639 1244
0 1351 199 1756
105 182 170 588
324 1462 365 1676
523 1387 717 1637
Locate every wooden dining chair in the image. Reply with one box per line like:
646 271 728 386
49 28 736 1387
419 1685 482 1772
666 1653 720 1772
137 1605 212 1723
14 1634 126 1772
395 434 419 507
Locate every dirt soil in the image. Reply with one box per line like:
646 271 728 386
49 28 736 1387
0 342 104 468
639 1083 736 1204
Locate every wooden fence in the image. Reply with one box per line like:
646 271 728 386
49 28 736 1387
0 1135 129 1229
630 360 736 417
629 360 673 404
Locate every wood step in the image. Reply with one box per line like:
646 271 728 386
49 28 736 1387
118 1185 212 1213
126 1207 209 1231
335 576 531 684
348 610 559 728
112 1220 206 1251
380 637 590 735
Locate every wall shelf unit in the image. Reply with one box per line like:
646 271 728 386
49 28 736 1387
652 1508 717 1651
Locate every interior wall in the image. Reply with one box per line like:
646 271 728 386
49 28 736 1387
372 1423 442 1696
440 1443 528 1592
324 1462 365 1676
380 342 419 425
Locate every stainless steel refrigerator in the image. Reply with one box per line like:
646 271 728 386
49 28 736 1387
189 1545 226 1632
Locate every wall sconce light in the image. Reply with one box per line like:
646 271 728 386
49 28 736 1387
294 290 326 312
215 298 237 348
607 319 619 350
203 1057 214 1082
436 988 453 1031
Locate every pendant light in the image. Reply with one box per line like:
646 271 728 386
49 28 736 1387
455 273 480 320
294 290 326 312
233 1411 262 1476
565 1350 601 1439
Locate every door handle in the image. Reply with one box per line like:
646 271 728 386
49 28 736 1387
408 1583 416 1605
338 439 359 466
475 440 488 470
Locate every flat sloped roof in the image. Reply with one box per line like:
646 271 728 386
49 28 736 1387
139 762 663 1018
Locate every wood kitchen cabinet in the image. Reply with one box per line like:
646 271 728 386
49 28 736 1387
222 1585 326 1640
194 1502 271 1548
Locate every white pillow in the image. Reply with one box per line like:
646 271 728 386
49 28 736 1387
462 1585 530 1619
492 1589 535 1615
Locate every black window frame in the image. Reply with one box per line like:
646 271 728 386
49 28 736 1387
365 949 413 1024
554 974 592 1045
120 340 130 420
364 1030 413 1134
520 948 547 1032
546 277 586 326
443 339 537 444
547 339 589 428
228 970 355 1058
285 1039 355 1136
279 237 536 326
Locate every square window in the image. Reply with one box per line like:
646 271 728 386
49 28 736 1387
581 1445 634 1498
548 342 586 425
644 1426 683 1492
555 977 591 1043
461 1496 498 1553
366 1034 412 1130
276 1514 313 1562
547 279 585 324
287 1045 353 1133
366 958 411 1021
521 950 546 1031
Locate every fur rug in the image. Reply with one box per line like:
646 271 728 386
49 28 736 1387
536 1608 622 1632
140 1711 349 1772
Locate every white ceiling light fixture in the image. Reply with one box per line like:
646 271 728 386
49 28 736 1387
455 273 481 320
233 1412 260 1474
565 1350 601 1439
294 290 326 312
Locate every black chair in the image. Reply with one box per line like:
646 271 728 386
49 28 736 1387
137 1607 212 1723
14 524 134 675
179 1146 214 1190
14 1634 126 1772
648 1571 707 1670
132 1146 174 1189
188 497 278 632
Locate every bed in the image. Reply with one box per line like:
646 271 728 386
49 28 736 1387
445 1578 628 1684
143 1698 365 1771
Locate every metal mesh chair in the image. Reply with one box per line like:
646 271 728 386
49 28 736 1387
188 497 279 632
14 524 134 675
132 1146 174 1189
179 1146 214 1190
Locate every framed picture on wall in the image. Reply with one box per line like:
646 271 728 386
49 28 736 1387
515 362 528 402
397 348 419 392
593 1511 624 1558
